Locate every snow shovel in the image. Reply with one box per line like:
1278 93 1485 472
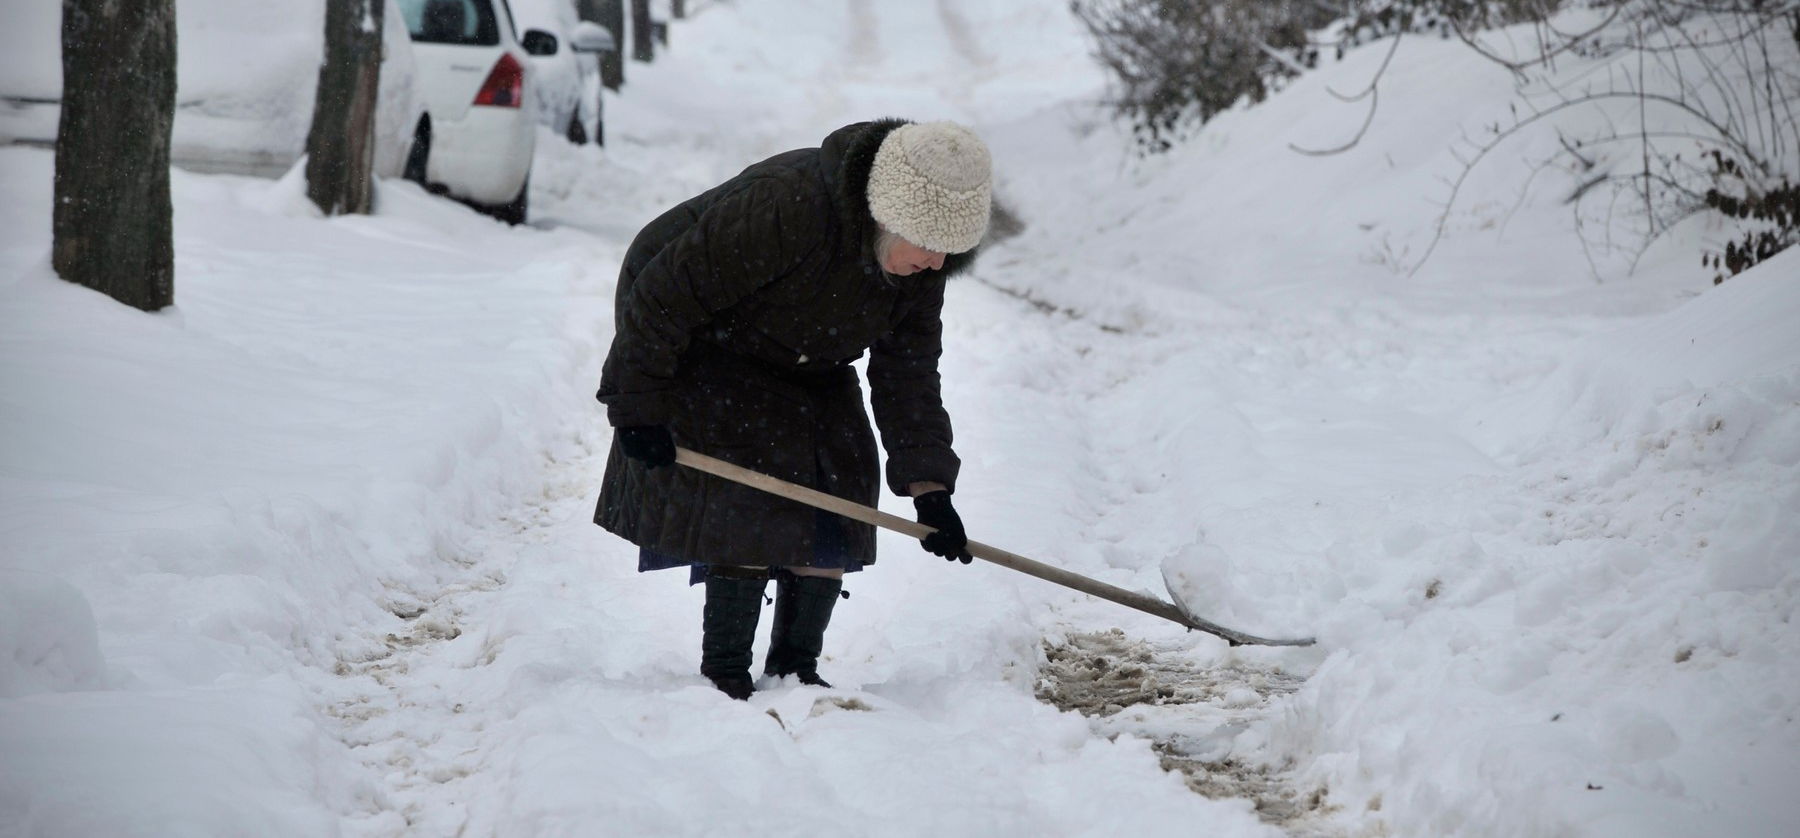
674 447 1315 647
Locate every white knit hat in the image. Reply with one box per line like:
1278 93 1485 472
866 121 992 254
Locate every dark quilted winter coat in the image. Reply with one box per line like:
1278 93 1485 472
594 119 974 568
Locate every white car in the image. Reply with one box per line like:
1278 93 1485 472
511 0 617 146
396 0 545 224
0 0 426 182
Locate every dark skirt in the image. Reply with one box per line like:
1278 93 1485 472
639 508 866 585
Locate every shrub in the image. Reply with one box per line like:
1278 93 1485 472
1071 0 1336 154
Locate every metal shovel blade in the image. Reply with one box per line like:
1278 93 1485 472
672 447 1316 648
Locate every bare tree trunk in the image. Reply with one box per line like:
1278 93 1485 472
304 0 384 216
53 0 177 312
580 0 624 90
630 0 654 62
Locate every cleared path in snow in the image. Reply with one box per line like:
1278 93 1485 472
316 5 1340 834
328 3 1480 836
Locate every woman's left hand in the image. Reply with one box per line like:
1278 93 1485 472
617 425 676 469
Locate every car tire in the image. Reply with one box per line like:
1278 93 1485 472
488 174 528 226
403 119 431 187
594 92 605 147
565 111 588 145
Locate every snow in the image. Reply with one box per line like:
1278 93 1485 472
0 0 421 178
3 1 1797 836
0 571 106 698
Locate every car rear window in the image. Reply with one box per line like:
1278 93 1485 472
398 0 500 46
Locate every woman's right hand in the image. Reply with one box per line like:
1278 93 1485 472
913 490 972 564
617 425 676 469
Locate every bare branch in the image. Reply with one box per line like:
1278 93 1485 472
1325 31 1402 102
1558 131 1596 168
1449 5 1625 78
1639 21 1655 232
1288 34 1402 156
1291 86 1381 155
1253 38 1310 76
1410 86 1772 275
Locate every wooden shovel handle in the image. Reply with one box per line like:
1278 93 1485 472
673 447 1314 647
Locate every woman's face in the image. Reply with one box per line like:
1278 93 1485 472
880 235 947 276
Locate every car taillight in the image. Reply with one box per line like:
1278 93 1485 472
473 53 524 108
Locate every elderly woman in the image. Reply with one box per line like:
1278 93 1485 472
595 119 990 700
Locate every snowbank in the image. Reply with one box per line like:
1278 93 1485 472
0 571 107 699
0 146 612 834
1 683 374 836
1249 251 1800 836
1474 248 1800 465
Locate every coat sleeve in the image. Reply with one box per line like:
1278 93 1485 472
867 277 960 496
598 176 823 426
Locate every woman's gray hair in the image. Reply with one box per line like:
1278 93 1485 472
873 226 905 286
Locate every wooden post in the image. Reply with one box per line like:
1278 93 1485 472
53 0 178 312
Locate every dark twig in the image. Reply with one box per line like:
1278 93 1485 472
1289 34 1401 155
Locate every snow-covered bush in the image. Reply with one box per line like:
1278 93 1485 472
1071 0 1337 153
1070 1 1549 155
1703 157 1799 285
1411 0 1800 277
1080 0 1800 278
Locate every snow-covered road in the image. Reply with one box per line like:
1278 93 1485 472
4 1 1797 836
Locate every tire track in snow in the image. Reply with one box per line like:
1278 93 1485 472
844 0 883 73
934 0 993 68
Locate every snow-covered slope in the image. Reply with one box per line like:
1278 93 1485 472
3 1 1795 836
963 12 1800 834
1251 254 1800 836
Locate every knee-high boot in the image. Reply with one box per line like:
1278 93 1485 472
700 566 767 700
763 570 842 688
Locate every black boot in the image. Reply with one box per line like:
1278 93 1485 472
763 570 842 688
700 566 767 700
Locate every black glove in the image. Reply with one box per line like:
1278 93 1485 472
616 425 675 469
913 490 972 564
